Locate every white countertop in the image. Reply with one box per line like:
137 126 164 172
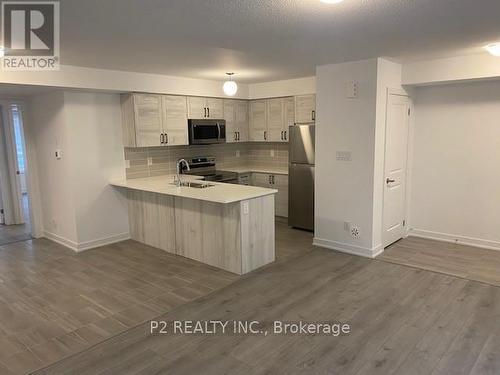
110 175 278 204
222 166 288 175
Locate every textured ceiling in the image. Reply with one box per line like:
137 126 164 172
58 0 500 82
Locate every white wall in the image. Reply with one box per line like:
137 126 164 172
63 92 129 248
28 91 79 244
403 53 500 86
314 59 381 257
248 76 316 99
410 81 500 250
28 90 129 250
0 64 250 99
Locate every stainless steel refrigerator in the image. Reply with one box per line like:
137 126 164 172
288 124 315 231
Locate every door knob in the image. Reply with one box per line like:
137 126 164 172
386 178 395 184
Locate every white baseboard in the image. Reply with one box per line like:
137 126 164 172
43 231 79 251
409 228 500 252
43 231 130 252
313 237 384 258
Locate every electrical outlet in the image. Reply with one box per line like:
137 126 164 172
350 226 360 238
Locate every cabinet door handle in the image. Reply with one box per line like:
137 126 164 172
284 130 287 140
165 133 168 144
272 175 275 184
264 131 267 141
312 110 316 121
237 131 240 141
280 131 283 140
268 175 272 184
207 107 210 118
204 107 207 118
160 133 164 144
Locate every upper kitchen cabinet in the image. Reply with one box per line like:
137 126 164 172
267 98 285 142
161 95 188 146
295 94 316 124
121 93 188 147
121 93 163 147
267 97 294 142
284 97 295 129
224 99 248 143
249 100 267 141
187 97 224 119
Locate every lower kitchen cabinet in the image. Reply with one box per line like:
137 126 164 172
251 173 288 217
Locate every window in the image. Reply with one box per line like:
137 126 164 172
11 106 25 173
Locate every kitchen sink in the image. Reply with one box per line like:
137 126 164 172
171 181 215 189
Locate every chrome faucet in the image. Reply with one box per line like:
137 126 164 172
175 159 190 187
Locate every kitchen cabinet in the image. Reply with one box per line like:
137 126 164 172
273 174 289 218
249 100 267 141
162 95 188 146
267 97 294 143
188 97 224 119
224 99 248 143
121 93 188 147
267 98 285 142
251 173 289 217
121 93 163 147
284 97 295 133
295 94 316 124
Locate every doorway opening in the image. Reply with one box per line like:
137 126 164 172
0 102 32 246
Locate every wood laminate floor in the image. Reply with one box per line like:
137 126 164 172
381 236 500 287
0 222 312 374
33 231 500 375
0 238 239 374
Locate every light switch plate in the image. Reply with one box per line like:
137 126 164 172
336 151 352 162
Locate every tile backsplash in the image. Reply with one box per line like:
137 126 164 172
124 143 289 179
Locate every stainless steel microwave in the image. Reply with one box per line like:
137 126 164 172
188 119 226 145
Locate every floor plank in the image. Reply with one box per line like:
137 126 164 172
380 236 500 287
32 236 500 375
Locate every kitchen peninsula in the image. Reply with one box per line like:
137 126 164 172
111 175 277 275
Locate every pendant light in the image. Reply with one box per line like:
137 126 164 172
223 73 238 96
485 43 500 57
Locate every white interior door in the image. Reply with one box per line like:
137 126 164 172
383 94 410 248
0 104 24 225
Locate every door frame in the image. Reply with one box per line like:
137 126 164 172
381 88 413 247
0 99 43 238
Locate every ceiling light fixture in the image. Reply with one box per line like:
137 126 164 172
320 0 345 4
485 43 500 57
223 73 238 96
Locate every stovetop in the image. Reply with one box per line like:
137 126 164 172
180 156 237 182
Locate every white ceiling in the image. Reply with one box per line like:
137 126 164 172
58 0 500 83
